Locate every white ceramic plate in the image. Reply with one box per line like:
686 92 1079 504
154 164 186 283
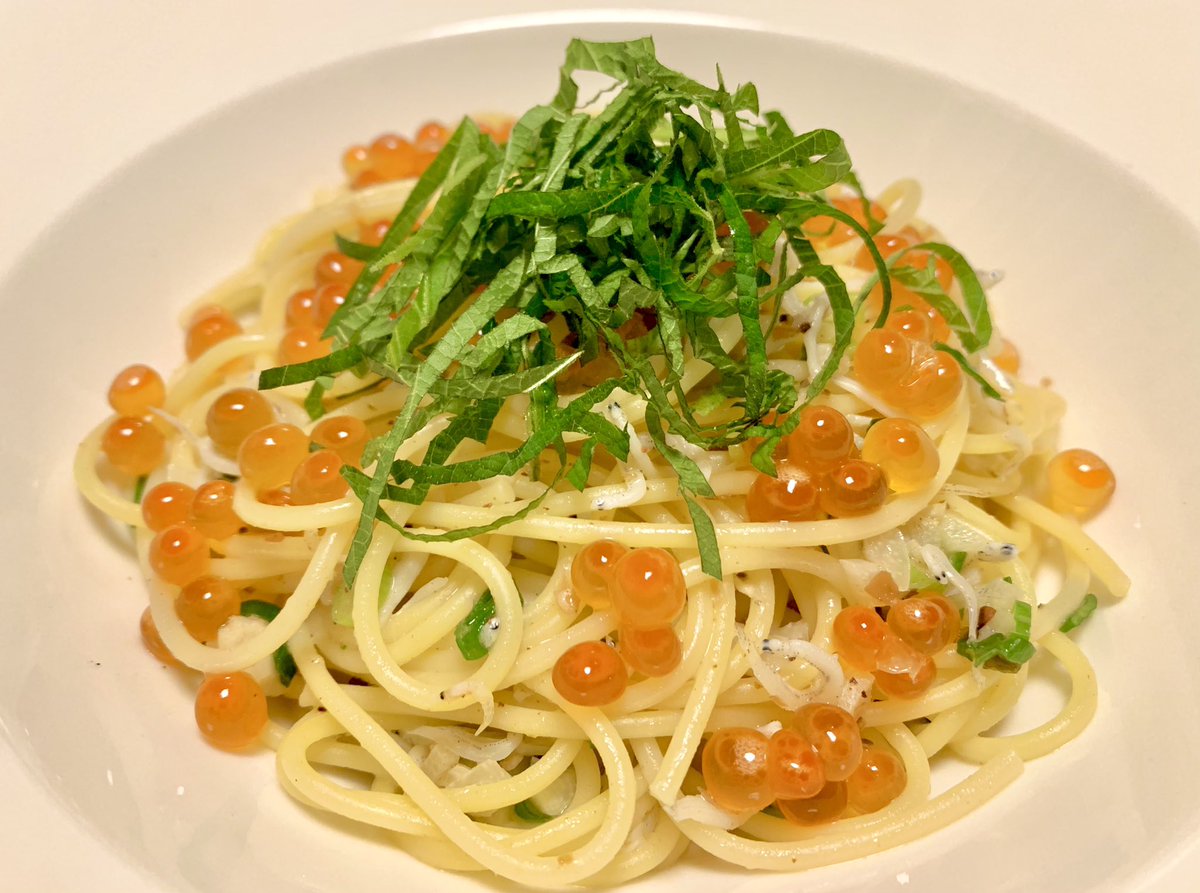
4 17 1199 893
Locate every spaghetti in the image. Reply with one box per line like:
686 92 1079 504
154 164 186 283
75 37 1126 887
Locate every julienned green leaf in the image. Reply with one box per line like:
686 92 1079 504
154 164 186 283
427 352 581 401
887 243 992 352
343 253 532 583
725 127 852 192
264 36 999 587
934 342 1004 401
1060 593 1099 634
304 375 334 420
259 340 381 390
346 464 565 545
487 185 638 220
717 187 767 418
565 437 598 491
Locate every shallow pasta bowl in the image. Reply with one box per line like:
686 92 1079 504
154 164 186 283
2 15 1199 893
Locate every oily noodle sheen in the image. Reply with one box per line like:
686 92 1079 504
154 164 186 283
75 176 1129 888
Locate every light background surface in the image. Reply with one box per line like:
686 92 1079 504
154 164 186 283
1 2 1196 889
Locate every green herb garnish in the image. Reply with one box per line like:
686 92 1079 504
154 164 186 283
454 591 497 661
258 37 993 585
958 599 1035 672
1059 593 1099 634
935 342 1003 401
132 475 148 504
240 599 298 687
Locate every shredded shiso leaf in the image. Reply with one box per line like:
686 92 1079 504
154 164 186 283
258 38 993 583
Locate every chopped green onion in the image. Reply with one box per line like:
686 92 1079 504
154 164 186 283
909 563 941 592
132 475 148 504
455 591 496 661
957 599 1035 672
1060 593 1099 634
240 599 298 687
910 553 965 594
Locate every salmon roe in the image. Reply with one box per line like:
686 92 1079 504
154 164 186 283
887 596 958 654
873 635 937 699
883 307 936 343
176 576 239 642
278 325 333 366
141 481 195 532
618 625 682 677
699 710 905 825
194 672 268 750
189 480 241 540
285 288 319 327
238 423 309 491
821 459 888 517
415 121 450 151
608 547 687 629
107 364 165 416
778 781 848 825
786 404 856 473
313 283 347 328
359 219 392 246
847 745 907 813
139 607 181 667
702 727 774 813
1046 448 1115 516
745 467 822 523
833 605 889 671
853 328 962 419
342 122 458 189
791 703 863 782
903 349 962 419
552 641 628 706
765 729 826 800
314 252 362 286
990 337 1021 374
853 328 913 394
102 416 165 476
860 417 939 493
207 388 273 456
310 415 369 468
258 488 291 507
291 449 349 505
833 604 941 699
570 539 628 610
867 284 952 343
185 306 242 361
149 523 210 586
